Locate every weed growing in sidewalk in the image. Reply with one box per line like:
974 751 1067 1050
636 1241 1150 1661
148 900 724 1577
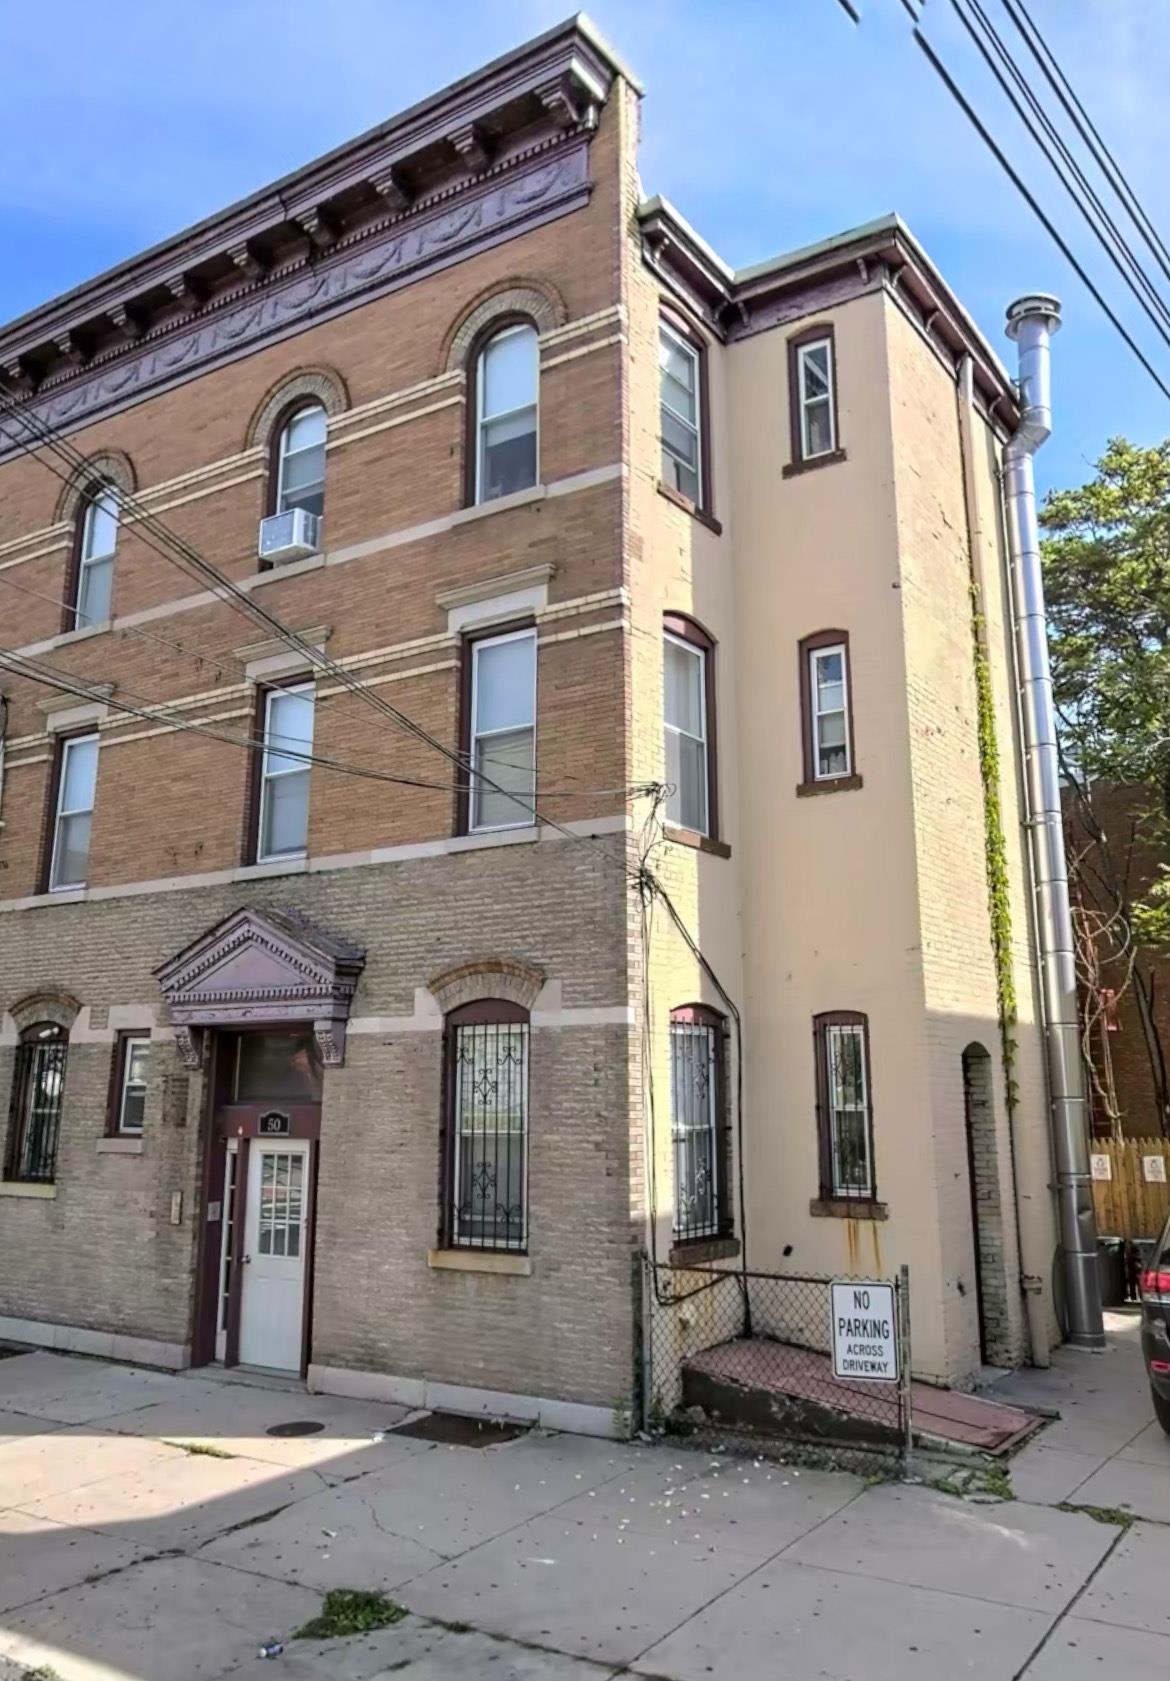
1056 1502 1135 1528
163 1440 235 1459
295 1589 407 1640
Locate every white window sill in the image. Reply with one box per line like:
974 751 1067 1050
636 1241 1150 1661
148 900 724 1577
35 619 111 655
97 1137 144 1155
449 483 546 528
239 854 309 878
448 826 539 853
0 1182 57 1199
250 553 326 588
427 1248 532 1277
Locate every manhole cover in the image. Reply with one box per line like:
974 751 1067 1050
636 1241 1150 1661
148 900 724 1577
391 1411 526 1447
266 1420 326 1438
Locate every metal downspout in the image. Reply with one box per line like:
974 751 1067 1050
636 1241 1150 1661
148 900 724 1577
1003 294 1104 1349
955 356 1046 1365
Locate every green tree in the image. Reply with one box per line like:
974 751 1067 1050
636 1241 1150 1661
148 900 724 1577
1043 437 1170 1134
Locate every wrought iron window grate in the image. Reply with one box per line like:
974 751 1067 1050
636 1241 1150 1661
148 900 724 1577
5 1025 68 1183
448 1019 529 1250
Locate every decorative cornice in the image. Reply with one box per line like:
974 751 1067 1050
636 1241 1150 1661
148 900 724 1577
0 141 590 463
638 201 1020 428
0 18 628 425
154 905 366 1067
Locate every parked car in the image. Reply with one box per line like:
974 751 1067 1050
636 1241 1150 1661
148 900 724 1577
1139 1211 1170 1432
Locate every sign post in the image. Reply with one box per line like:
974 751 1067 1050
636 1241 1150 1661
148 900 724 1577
830 1279 899 1383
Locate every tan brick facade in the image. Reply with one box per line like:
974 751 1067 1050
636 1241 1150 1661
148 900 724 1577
0 22 1064 1418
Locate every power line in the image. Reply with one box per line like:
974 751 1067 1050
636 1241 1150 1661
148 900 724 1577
1000 0 1170 290
908 21 1170 403
0 569 232 678
0 390 640 877
951 0 1170 348
0 643 661 804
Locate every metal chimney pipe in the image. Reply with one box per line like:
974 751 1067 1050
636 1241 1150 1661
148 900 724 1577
1003 294 1104 1349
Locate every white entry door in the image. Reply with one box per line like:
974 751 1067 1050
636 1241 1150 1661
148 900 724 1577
238 1143 310 1372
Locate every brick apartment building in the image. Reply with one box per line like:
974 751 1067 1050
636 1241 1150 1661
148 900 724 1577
0 17 1062 1430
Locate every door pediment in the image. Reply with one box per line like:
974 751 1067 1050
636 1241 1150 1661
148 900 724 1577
154 905 364 1068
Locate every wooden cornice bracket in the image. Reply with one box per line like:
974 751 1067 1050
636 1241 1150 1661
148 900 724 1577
449 122 492 174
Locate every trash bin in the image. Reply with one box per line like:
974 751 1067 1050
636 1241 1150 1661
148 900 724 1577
1130 1236 1158 1299
1097 1236 1126 1307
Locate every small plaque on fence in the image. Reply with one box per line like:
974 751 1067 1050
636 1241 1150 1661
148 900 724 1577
1143 1154 1167 1184
830 1280 898 1382
1090 1153 1112 1181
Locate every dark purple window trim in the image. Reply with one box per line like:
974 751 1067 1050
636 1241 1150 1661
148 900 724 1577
658 308 716 524
62 480 112 633
797 628 860 794
106 1029 148 1137
263 396 327 535
669 1002 733 1246
38 726 95 896
812 1009 877 1204
438 998 530 1253
785 322 844 476
243 676 313 865
463 313 540 510
454 617 537 838
664 612 719 843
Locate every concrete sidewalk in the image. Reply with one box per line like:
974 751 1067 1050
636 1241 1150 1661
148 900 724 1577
0 1319 1166 1680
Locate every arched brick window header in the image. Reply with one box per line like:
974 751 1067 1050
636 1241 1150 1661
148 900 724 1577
53 452 136 526
7 989 81 1034
442 281 565 373
245 366 349 451
427 958 545 1016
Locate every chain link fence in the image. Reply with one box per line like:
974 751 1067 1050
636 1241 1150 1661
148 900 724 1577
641 1257 913 1476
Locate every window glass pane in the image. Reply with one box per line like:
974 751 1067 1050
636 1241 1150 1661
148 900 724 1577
665 730 708 833
662 448 700 503
482 327 537 419
284 407 326 452
833 1108 871 1194
800 343 830 399
61 738 98 812
671 1023 719 1236
659 329 696 399
83 492 119 561
126 1041 150 1085
265 689 315 775
474 637 535 734
661 408 699 468
664 639 704 736
804 398 834 458
281 448 324 494
120 1086 146 1132
236 1032 323 1101
815 650 843 692
480 411 537 500
261 767 309 855
77 556 113 626
829 1027 865 1108
661 369 696 426
474 727 535 829
54 812 91 887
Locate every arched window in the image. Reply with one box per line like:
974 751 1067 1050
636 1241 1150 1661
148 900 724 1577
4 1022 68 1184
441 1000 530 1251
670 1005 730 1243
273 403 327 519
663 614 718 839
474 323 538 503
72 483 119 628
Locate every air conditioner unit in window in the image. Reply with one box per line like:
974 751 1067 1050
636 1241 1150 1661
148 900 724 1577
258 508 321 564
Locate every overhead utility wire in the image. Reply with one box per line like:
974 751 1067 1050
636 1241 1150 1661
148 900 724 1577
950 0 1170 348
906 22 1170 403
0 644 656 803
0 570 233 678
0 389 640 873
1001 0 1170 290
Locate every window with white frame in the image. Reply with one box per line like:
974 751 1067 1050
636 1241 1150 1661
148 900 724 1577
49 733 98 891
809 642 851 779
795 336 836 461
257 685 315 862
445 1003 529 1251
659 322 702 503
468 629 536 831
275 405 326 518
114 1035 149 1134
475 324 538 503
663 628 711 835
815 1013 874 1200
74 486 119 628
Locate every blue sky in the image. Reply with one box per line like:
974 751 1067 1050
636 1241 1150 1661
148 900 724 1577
2 0 1167 496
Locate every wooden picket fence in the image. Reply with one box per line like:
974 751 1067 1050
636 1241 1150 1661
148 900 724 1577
1091 1137 1170 1239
